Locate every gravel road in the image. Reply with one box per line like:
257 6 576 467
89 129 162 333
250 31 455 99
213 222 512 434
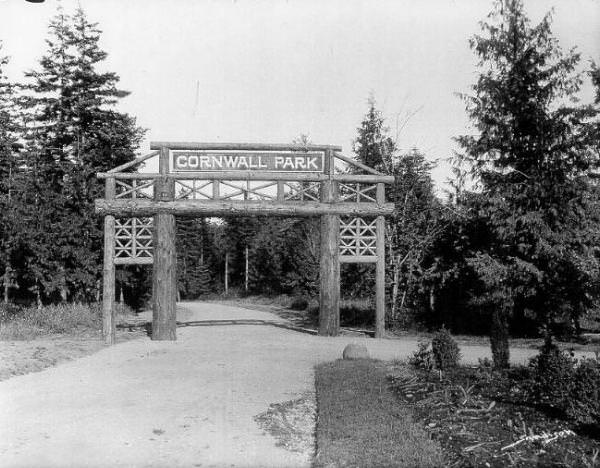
0 302 584 468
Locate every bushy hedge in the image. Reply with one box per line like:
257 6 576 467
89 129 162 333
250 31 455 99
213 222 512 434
529 340 600 426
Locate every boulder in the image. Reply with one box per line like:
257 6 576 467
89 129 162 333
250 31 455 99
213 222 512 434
342 343 370 360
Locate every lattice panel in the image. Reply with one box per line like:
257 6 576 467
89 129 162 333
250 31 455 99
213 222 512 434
114 217 153 263
339 217 377 259
338 183 377 202
283 182 320 201
115 179 154 199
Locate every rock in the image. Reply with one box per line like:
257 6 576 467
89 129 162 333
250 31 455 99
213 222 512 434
342 343 370 360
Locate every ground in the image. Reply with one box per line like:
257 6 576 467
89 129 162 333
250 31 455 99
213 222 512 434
0 301 597 467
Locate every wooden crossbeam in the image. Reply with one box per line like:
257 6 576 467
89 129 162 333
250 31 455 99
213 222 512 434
219 180 278 200
149 141 342 152
334 152 384 176
95 199 394 217
338 183 377 202
175 180 213 199
115 179 154 199
283 182 320 201
107 151 159 173
340 255 377 264
97 172 396 184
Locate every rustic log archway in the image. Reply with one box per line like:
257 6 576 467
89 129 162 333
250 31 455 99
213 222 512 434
95 142 394 344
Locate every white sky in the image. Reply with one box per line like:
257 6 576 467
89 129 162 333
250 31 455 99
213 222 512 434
0 0 598 189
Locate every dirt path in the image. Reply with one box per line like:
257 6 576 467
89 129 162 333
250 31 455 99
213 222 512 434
0 302 594 468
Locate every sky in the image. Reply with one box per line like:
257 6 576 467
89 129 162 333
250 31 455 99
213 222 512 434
0 0 599 190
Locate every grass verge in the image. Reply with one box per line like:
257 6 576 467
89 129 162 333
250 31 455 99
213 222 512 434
314 359 445 468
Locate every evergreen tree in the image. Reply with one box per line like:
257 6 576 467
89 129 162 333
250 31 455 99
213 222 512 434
388 148 442 327
176 217 215 298
186 261 212 298
20 7 143 303
352 95 396 173
456 0 600 367
0 45 24 303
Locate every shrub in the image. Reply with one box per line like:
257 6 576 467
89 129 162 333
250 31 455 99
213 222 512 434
289 296 309 310
409 341 435 371
568 358 600 425
528 339 600 427
432 327 461 370
340 298 373 327
307 299 319 319
0 302 23 323
528 339 575 412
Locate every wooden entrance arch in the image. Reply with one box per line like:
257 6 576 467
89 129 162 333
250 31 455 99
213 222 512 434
95 142 394 344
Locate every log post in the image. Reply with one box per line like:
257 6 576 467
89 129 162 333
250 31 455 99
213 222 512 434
102 177 116 344
375 183 386 338
319 149 340 336
152 147 177 340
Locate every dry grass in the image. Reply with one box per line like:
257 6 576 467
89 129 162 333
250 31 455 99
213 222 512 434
0 302 139 341
0 303 103 340
314 359 445 467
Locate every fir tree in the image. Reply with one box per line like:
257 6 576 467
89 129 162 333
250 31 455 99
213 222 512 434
0 44 24 302
20 7 144 303
352 95 396 173
388 148 441 327
177 217 215 298
457 0 600 367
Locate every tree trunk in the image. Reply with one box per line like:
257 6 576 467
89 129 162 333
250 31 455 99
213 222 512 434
225 252 229 294
245 245 249 292
390 259 400 320
35 281 42 310
3 265 9 304
59 266 68 302
95 279 100 302
490 307 510 369
119 286 124 314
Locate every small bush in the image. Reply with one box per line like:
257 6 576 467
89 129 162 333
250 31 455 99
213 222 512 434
340 298 373 327
0 302 23 322
528 339 600 427
409 341 435 371
568 358 600 425
528 340 575 412
289 296 309 310
432 327 461 370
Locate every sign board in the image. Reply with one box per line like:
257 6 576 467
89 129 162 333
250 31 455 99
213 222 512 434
171 150 324 173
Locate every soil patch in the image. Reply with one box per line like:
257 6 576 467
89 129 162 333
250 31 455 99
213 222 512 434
0 330 145 381
389 364 600 467
254 392 316 455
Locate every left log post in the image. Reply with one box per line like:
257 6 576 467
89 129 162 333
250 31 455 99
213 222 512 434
102 177 116 344
152 147 177 340
318 149 340 336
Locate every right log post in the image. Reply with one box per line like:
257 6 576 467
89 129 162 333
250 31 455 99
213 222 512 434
319 149 340 336
375 182 386 338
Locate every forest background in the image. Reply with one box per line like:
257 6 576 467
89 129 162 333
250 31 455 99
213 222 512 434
0 1 599 367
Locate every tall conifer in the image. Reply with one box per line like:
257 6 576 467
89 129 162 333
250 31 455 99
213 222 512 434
457 0 600 366
21 7 143 303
